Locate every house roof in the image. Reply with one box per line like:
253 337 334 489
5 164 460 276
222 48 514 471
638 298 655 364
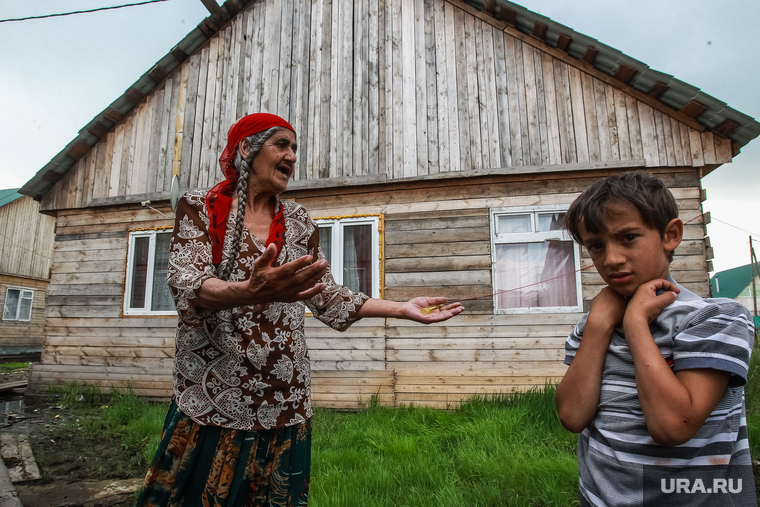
710 263 760 299
19 0 760 201
0 189 23 207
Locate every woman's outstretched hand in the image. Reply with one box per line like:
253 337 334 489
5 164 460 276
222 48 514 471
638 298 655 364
399 297 464 324
197 244 328 310
245 243 328 304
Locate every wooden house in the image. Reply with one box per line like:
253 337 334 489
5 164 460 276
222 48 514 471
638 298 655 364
0 189 56 361
20 0 759 407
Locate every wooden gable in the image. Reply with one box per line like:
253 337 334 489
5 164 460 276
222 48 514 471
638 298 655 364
39 0 732 212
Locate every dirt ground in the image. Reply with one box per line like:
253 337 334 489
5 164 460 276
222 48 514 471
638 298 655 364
0 365 146 507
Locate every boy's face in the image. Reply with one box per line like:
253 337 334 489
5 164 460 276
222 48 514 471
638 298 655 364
578 204 683 297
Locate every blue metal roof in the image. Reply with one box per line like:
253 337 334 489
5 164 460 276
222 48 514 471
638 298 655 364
0 188 23 207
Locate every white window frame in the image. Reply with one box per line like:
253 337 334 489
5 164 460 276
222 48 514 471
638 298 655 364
2 286 34 322
489 204 583 314
124 229 176 316
315 216 381 299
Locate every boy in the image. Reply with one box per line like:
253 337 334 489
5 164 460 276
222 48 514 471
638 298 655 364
556 172 756 507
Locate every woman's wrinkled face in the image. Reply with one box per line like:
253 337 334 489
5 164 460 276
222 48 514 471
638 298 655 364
248 129 297 194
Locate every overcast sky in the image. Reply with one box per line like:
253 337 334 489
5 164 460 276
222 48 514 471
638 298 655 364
1 0 758 272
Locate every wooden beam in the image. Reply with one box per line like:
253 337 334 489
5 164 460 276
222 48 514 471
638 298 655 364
613 64 637 84
581 46 598 65
498 6 516 26
86 122 109 140
647 81 669 100
713 118 741 137
705 246 714 261
555 33 572 52
43 171 64 183
482 0 496 16
147 65 169 84
170 46 189 63
103 108 124 124
124 88 146 105
66 141 91 161
531 22 548 41
706 260 714 273
702 211 711 225
700 188 707 202
199 0 229 23
197 18 219 39
680 100 709 119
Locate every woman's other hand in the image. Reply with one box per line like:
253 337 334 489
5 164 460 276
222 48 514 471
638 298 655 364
245 243 328 304
400 297 464 324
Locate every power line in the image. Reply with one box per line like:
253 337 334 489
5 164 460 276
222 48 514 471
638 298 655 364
0 0 172 24
710 217 760 241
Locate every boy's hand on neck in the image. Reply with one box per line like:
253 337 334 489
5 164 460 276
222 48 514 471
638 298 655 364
622 278 680 331
588 286 628 331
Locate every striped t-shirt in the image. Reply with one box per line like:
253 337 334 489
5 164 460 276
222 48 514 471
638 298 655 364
565 277 756 507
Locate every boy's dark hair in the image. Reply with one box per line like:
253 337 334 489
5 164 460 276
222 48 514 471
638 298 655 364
565 171 679 246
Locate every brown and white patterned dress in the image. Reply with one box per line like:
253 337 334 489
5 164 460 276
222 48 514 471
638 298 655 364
167 189 368 431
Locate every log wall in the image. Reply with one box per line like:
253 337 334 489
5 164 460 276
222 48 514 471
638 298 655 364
0 274 48 355
30 168 710 407
39 0 731 212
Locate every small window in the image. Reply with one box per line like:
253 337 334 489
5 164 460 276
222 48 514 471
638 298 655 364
490 206 582 314
124 230 176 316
315 216 381 298
3 288 34 322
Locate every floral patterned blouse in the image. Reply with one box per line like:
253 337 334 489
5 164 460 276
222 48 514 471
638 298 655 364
167 189 369 431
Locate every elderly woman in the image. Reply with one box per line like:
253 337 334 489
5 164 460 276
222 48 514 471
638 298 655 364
136 113 462 507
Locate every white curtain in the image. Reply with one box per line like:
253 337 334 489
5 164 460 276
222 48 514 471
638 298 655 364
495 241 576 310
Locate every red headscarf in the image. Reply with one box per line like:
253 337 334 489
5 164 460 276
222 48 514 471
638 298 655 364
205 113 295 264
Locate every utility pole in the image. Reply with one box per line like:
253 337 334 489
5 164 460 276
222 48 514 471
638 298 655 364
751 236 758 319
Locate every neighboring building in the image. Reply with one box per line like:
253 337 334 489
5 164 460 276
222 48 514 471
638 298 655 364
19 0 759 407
711 263 760 325
0 189 56 360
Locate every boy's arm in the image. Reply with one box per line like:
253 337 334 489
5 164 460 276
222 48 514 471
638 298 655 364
556 287 627 433
623 279 731 446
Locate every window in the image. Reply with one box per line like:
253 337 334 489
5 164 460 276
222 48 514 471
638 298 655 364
315 216 381 298
124 229 176 316
3 287 34 321
490 205 582 313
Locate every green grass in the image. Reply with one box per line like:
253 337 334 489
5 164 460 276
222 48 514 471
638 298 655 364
310 385 579 507
744 339 760 458
46 382 167 463
43 349 760 507
0 362 29 371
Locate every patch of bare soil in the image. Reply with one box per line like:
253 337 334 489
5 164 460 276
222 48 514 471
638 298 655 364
26 400 146 483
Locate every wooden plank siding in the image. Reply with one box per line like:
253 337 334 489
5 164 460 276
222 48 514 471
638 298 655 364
29 168 711 408
0 195 55 280
0 274 49 355
38 0 730 212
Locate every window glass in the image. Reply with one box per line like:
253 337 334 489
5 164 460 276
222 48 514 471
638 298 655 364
314 216 381 299
537 212 566 232
318 226 332 264
3 289 19 320
18 291 33 321
130 236 150 309
343 224 373 295
497 214 532 234
494 241 577 309
125 230 176 315
491 207 580 313
151 233 174 311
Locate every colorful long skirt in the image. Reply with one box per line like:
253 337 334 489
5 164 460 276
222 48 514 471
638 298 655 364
135 401 311 507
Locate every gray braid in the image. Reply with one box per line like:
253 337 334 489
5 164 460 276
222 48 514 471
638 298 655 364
218 127 284 281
